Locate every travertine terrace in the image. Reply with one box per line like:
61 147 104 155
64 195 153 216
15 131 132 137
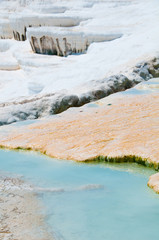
0 0 159 238
0 79 159 192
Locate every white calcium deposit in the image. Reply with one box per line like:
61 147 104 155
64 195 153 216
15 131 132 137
27 26 122 56
0 0 159 123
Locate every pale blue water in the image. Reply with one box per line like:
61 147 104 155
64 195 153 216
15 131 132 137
0 149 159 240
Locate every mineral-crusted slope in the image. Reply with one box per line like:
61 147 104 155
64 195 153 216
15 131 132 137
0 81 159 192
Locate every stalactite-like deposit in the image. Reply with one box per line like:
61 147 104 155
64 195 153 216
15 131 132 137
27 27 122 56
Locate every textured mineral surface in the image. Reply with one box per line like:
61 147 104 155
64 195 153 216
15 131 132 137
0 175 53 240
0 79 159 192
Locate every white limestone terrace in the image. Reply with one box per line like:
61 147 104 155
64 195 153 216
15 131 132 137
0 0 98 40
0 0 83 39
1 0 136 41
0 0 159 124
10 14 87 41
8 0 133 41
27 26 122 56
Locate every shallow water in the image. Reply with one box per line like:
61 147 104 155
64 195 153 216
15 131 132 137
0 149 159 240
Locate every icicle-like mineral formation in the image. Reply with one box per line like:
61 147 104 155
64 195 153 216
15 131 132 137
27 27 122 56
10 14 85 41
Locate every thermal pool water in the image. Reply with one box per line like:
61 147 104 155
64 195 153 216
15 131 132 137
0 150 159 240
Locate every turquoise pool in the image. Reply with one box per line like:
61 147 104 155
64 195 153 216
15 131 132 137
0 149 159 240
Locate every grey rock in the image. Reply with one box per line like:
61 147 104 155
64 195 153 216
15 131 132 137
0 57 159 126
148 58 159 78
